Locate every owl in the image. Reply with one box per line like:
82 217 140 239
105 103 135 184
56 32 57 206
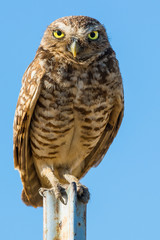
13 16 124 207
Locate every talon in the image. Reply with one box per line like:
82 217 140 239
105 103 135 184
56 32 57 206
39 187 48 197
60 194 68 205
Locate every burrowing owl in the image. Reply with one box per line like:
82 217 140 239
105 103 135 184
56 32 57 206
13 16 124 207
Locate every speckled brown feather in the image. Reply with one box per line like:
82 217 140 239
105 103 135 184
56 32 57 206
77 103 124 179
13 16 124 207
13 58 45 206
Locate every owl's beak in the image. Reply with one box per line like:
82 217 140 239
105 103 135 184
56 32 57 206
69 40 80 58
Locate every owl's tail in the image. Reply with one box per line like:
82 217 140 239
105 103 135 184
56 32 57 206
21 189 32 206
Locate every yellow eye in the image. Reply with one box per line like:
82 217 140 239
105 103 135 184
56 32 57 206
88 31 99 40
53 30 65 39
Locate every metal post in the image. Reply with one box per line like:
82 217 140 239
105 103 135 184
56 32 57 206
43 182 87 240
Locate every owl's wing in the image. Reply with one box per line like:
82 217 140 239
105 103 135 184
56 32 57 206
77 96 124 179
13 58 45 207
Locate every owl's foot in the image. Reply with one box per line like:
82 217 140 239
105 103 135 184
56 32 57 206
76 183 90 204
50 184 67 204
39 184 67 205
62 172 90 204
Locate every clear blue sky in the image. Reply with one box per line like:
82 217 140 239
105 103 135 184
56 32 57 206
0 0 160 239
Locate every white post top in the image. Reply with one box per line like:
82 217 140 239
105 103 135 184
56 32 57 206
42 182 87 240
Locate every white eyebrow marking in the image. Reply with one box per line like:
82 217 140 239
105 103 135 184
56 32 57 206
54 22 72 34
52 22 100 37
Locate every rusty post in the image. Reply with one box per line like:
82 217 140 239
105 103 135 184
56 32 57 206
43 182 87 240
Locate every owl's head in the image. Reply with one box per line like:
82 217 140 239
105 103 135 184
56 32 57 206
40 16 110 64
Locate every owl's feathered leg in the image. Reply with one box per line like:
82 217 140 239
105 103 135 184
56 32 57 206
62 172 90 204
38 167 67 204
